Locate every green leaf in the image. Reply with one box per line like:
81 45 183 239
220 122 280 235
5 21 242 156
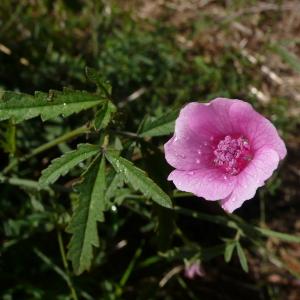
85 67 112 97
0 120 16 154
236 242 248 272
104 172 127 208
0 88 106 123
105 173 124 203
224 241 236 263
139 109 179 137
39 144 100 187
105 151 172 209
94 100 116 130
66 155 106 275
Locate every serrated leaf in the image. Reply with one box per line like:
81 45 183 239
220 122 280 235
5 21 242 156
94 100 116 130
39 144 100 187
113 188 132 205
105 151 172 209
236 242 248 272
66 155 106 275
224 241 236 263
85 67 112 96
0 88 106 123
139 109 179 137
104 172 126 209
105 173 124 203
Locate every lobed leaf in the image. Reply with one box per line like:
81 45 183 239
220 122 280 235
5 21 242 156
94 100 116 130
85 67 112 97
139 109 179 137
105 173 124 203
66 155 106 275
39 144 100 187
105 151 172 209
0 88 106 123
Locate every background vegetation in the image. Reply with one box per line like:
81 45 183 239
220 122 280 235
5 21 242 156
1 0 300 299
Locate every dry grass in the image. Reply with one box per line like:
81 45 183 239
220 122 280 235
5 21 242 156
121 0 300 111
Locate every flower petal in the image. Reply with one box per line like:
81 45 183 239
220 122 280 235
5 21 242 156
168 168 236 201
209 98 242 133
186 100 236 139
229 101 287 159
164 135 212 171
221 147 280 213
164 102 215 171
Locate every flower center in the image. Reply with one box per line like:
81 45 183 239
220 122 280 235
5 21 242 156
213 135 252 175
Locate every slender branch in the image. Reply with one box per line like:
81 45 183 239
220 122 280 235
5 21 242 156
3 125 90 174
0 175 51 191
174 206 239 229
109 129 140 139
57 229 78 300
57 230 69 271
115 244 143 297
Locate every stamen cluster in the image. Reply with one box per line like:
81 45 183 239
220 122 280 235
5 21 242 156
214 135 251 175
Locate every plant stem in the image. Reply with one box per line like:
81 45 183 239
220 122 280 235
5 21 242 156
116 244 143 297
0 175 38 188
174 206 239 229
3 125 90 174
176 206 300 244
57 229 78 300
57 230 69 271
29 125 90 159
110 129 140 139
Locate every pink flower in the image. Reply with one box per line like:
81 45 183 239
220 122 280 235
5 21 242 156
184 261 205 279
164 98 287 212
